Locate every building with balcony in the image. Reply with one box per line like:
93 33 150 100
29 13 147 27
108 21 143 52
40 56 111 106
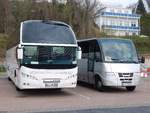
35 0 67 4
96 7 141 36
48 0 67 4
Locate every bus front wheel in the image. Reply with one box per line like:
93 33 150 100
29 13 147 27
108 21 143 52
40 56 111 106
15 86 23 91
8 77 11 81
126 86 136 91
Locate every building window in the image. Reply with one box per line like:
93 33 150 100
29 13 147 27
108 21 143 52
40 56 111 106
118 10 122 13
110 9 114 13
131 22 136 27
119 21 123 26
124 21 128 26
125 10 129 14
132 32 136 36
125 32 129 36
110 20 114 25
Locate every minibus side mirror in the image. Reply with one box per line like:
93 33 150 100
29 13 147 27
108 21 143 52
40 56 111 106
141 56 145 63
95 58 100 62
17 48 23 60
139 56 145 63
77 47 82 60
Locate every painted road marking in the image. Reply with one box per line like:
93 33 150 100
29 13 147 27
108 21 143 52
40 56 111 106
70 91 91 100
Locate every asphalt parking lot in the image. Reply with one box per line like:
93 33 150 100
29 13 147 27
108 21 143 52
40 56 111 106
0 73 150 113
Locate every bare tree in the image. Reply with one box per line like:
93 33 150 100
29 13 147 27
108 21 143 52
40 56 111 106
67 0 101 38
0 0 12 34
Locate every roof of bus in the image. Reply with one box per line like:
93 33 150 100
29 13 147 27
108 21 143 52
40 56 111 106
22 20 70 28
77 38 132 42
21 20 77 45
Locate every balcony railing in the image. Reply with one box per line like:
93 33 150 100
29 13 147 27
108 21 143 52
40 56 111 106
102 25 140 31
101 12 141 18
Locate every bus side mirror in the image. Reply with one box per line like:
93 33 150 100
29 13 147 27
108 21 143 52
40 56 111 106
17 48 23 60
77 47 82 60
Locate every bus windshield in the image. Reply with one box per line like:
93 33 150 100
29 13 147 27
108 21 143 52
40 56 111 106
100 39 138 63
22 46 76 65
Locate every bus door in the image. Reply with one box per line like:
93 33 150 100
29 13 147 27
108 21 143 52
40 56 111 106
88 41 95 84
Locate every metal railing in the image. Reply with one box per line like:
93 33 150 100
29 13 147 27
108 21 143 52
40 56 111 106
102 12 141 18
102 25 140 31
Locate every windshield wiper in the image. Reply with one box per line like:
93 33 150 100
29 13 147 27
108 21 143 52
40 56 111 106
111 58 138 63
111 58 120 61
121 60 138 63
117 60 138 63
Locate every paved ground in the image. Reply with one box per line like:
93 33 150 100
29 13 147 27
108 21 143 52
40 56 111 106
38 106 150 113
0 73 150 113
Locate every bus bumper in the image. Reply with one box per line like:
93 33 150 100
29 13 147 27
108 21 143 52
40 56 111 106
18 77 77 89
17 66 78 89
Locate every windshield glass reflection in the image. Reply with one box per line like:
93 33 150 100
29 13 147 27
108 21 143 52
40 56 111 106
100 39 138 63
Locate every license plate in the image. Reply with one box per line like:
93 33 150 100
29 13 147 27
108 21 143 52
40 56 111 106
43 79 60 88
45 83 58 88
122 82 132 86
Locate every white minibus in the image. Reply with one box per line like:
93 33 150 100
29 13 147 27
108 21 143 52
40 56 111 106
78 38 143 91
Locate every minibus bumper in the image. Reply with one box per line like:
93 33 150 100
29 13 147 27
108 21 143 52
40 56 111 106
102 72 141 87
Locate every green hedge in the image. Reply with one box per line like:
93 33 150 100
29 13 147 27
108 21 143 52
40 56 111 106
0 34 8 59
124 36 150 54
0 65 5 72
141 14 150 36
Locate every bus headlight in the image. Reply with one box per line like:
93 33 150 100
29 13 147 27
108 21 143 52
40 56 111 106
21 72 38 80
66 74 77 80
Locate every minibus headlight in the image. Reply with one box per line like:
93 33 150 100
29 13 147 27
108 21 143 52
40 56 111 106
106 72 115 76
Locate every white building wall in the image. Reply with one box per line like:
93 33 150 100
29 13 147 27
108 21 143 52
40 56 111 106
96 7 141 36
47 0 67 4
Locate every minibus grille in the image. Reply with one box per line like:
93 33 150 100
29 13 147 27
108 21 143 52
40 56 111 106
118 73 133 77
118 73 133 83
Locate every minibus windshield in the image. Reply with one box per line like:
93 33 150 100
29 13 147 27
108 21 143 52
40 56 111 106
100 39 138 63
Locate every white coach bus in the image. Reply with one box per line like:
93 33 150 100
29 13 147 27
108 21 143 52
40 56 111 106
6 20 81 90
78 38 143 91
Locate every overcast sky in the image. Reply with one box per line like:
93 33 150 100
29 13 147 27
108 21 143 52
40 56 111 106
100 0 138 7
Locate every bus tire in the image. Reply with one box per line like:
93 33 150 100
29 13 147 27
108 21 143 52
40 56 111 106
8 77 11 81
55 88 62 91
16 86 22 91
95 76 105 91
126 86 136 91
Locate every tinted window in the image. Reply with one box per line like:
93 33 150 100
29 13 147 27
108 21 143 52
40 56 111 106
22 46 76 65
78 41 89 53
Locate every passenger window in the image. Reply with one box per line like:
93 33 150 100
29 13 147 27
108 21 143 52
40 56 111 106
89 41 95 60
95 41 102 62
78 41 89 59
